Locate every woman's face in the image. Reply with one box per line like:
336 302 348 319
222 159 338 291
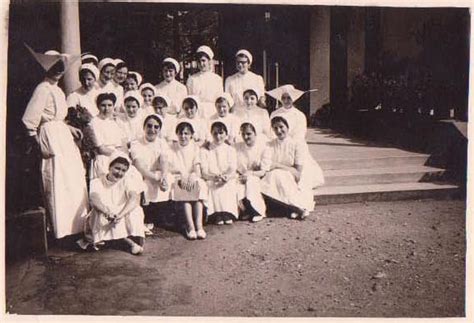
183 101 197 119
153 101 168 116
82 71 96 91
281 93 293 109
241 127 256 147
46 60 65 82
141 89 154 106
100 65 115 83
272 121 289 140
144 118 161 142
108 162 129 183
236 56 250 74
98 99 115 118
125 99 139 118
114 67 128 84
178 128 192 146
212 127 227 145
197 55 211 72
163 66 176 83
216 101 229 117
124 78 138 92
244 93 258 108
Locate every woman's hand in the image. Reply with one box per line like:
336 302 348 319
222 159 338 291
158 177 169 191
68 125 83 141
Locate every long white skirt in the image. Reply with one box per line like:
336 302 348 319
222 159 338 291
84 206 145 243
261 169 314 212
206 178 239 217
237 175 266 217
39 120 89 238
300 142 325 189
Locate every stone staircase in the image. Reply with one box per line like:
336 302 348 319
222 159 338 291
309 128 460 205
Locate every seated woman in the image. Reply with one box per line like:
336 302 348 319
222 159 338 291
268 84 324 188
235 122 272 223
116 92 146 147
130 114 173 230
150 94 178 144
261 116 314 220
78 153 146 255
168 122 208 240
177 95 207 144
88 92 128 179
200 122 239 225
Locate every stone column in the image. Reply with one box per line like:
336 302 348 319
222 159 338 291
309 7 331 117
60 1 81 95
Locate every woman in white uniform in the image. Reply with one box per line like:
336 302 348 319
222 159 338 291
186 45 223 120
155 57 187 116
235 88 272 141
22 49 88 239
224 49 266 114
96 58 124 115
267 84 325 188
150 94 178 144
116 91 146 147
67 63 100 117
261 116 314 220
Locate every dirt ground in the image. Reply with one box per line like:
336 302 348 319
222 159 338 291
5 199 466 317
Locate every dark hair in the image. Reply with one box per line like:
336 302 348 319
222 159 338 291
82 58 98 66
162 61 177 72
175 121 194 135
236 53 250 63
46 60 65 76
143 114 162 129
115 62 128 71
243 89 258 98
240 122 256 134
79 68 96 86
215 97 230 106
126 73 139 84
211 121 228 135
109 156 130 169
96 92 117 106
196 52 210 60
100 63 115 72
182 97 198 110
271 116 289 129
124 96 140 107
152 96 168 107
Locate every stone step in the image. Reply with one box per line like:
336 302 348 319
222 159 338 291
317 154 430 170
323 166 445 186
313 182 460 205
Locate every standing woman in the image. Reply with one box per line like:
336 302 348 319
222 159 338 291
268 84 325 188
225 49 266 114
261 116 314 219
22 49 88 239
97 58 124 113
139 82 156 113
113 59 128 87
186 46 223 120
155 57 187 116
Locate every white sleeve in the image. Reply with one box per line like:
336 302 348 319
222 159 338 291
22 83 49 136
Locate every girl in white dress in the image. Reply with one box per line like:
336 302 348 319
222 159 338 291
79 154 146 255
235 89 272 141
131 115 174 229
268 84 325 188
22 50 88 239
155 57 187 115
186 46 223 120
200 122 239 225
208 93 239 144
116 92 146 147
177 95 207 144
150 94 178 144
169 122 208 240
261 116 314 220
235 122 272 222
88 93 128 179
139 83 156 113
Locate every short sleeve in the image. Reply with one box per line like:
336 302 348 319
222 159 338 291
124 166 146 194
129 141 145 162
66 92 80 109
89 178 103 196
22 83 50 136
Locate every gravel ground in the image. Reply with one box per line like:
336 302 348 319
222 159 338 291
5 199 466 317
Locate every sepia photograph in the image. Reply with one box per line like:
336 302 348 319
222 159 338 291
2 0 471 320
